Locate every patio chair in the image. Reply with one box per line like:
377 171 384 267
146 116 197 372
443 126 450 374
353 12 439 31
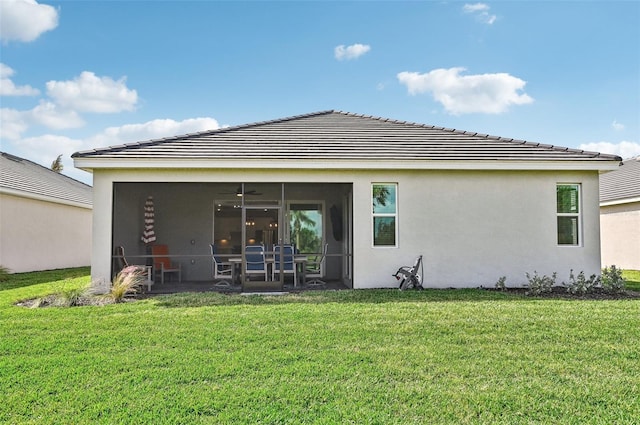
113 246 153 291
272 244 296 284
245 244 267 281
393 255 423 290
151 244 182 285
210 243 233 287
305 243 328 287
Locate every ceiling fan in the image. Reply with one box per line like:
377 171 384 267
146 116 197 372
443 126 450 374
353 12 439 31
218 186 263 196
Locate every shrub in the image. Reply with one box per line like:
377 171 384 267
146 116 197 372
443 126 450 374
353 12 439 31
601 265 625 293
495 276 507 291
57 286 90 307
564 269 599 295
525 271 556 296
0 265 10 281
108 266 146 303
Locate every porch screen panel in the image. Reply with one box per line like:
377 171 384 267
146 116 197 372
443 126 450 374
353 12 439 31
372 183 397 247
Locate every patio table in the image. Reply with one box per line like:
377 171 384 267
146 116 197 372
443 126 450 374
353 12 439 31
228 258 242 285
229 255 308 287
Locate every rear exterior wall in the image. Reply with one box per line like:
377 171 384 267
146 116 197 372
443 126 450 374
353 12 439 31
90 168 602 290
354 169 601 288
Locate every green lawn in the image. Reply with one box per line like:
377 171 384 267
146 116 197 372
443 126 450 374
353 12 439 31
1 268 639 424
624 269 640 291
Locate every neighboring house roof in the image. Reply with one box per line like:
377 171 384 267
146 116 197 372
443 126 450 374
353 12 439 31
0 152 92 208
73 110 621 171
600 156 640 205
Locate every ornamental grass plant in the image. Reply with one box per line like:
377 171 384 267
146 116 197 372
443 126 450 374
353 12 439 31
107 265 147 303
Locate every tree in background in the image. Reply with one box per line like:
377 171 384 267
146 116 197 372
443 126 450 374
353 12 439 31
289 210 319 253
373 185 390 208
51 154 63 173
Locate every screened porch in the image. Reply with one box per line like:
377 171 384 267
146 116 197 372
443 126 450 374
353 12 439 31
111 182 353 292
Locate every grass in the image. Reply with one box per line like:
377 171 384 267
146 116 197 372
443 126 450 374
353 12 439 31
623 269 640 291
0 268 639 424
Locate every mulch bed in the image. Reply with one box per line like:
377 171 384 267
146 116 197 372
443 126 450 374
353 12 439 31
15 295 133 308
15 286 640 308
487 286 640 300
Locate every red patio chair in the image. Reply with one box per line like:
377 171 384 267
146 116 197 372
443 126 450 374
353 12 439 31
151 244 182 284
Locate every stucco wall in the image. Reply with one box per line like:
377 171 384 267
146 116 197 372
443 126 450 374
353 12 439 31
600 202 640 270
353 169 602 288
0 193 92 273
90 168 602 290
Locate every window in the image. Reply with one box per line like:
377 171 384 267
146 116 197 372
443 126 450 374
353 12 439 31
372 183 397 247
556 184 581 246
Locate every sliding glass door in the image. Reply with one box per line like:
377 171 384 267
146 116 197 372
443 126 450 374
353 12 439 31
287 202 324 255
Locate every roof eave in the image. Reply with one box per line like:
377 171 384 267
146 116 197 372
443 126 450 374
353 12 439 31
0 187 93 209
73 157 622 172
600 196 640 207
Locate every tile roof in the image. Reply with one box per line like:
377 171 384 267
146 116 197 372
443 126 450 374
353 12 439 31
73 110 622 163
600 156 640 203
1 152 92 207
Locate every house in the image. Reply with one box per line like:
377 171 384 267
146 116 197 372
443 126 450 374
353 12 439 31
0 152 93 273
72 110 621 291
599 156 640 270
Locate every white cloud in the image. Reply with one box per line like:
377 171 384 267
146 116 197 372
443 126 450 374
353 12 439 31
578 141 640 160
463 3 489 13
29 100 85 129
87 117 221 146
0 107 28 140
463 3 497 25
612 120 625 131
2 116 222 185
397 67 533 115
1 70 142 150
0 63 40 96
46 71 138 113
0 0 59 43
1 70 139 138
334 43 371 61
13 134 88 182
15 134 84 167
0 101 83 140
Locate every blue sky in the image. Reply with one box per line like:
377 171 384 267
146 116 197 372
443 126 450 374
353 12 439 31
1 0 639 184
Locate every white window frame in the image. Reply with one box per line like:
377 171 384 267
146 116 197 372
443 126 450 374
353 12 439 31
372 183 398 248
556 183 582 247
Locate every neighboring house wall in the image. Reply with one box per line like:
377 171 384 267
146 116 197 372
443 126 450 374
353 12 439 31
90 167 601 290
0 193 92 273
600 201 640 269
